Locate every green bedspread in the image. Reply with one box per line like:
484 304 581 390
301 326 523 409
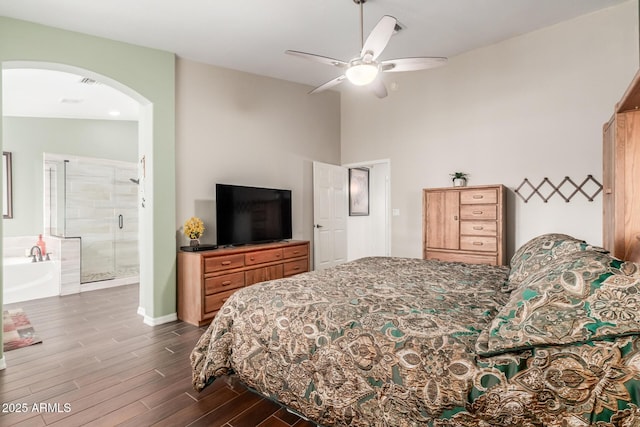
190 256 640 426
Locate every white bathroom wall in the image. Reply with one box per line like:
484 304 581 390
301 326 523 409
346 161 390 261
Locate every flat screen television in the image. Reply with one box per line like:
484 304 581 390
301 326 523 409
216 183 292 246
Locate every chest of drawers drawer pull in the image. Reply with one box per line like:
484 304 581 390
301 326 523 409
284 259 309 276
473 226 483 230
284 245 309 259
245 248 284 265
460 205 497 220
204 254 245 273
204 272 245 295
460 236 497 252
460 189 498 204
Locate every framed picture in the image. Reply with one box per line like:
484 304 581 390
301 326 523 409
3 152 13 219
349 167 369 216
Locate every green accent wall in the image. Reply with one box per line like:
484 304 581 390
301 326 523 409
0 17 177 364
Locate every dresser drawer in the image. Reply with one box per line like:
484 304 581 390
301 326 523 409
283 244 308 259
460 221 497 236
460 189 497 205
204 289 237 314
460 236 497 252
204 254 244 273
245 249 284 265
204 272 245 295
426 250 498 265
284 259 308 276
460 204 497 220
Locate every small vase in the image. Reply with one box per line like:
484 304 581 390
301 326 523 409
190 238 200 247
453 178 467 187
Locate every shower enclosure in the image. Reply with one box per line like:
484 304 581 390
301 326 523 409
44 154 139 284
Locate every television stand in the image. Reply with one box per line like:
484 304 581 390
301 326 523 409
177 240 310 326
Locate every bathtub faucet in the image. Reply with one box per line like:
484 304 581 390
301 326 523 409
30 246 43 262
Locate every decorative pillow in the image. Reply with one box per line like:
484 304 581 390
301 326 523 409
505 233 606 292
476 250 640 356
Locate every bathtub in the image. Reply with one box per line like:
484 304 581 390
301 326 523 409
3 257 60 304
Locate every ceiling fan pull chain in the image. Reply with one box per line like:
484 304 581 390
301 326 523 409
360 0 364 49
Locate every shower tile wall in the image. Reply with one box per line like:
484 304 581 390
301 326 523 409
64 159 139 283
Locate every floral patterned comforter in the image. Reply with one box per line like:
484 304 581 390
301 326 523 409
190 256 640 426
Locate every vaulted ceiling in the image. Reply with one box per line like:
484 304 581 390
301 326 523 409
0 0 630 119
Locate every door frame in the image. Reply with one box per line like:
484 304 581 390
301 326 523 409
343 159 391 259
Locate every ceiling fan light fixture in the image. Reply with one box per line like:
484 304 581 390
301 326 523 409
345 61 379 86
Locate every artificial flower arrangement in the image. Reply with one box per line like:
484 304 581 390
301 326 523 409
184 216 205 239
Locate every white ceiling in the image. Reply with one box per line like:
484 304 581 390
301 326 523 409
0 0 630 120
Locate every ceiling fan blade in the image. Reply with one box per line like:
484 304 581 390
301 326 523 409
361 15 397 60
369 78 388 99
285 50 348 68
381 57 448 72
309 75 347 94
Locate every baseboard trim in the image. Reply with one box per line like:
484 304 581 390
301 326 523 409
137 306 146 317
0 356 7 370
142 312 178 326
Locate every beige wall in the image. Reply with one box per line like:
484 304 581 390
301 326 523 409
341 1 639 259
175 58 341 248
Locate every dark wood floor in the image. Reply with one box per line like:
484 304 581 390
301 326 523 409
0 284 317 427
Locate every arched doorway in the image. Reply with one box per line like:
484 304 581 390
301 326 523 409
2 61 153 321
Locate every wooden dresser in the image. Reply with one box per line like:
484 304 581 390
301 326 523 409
603 69 640 261
422 185 506 265
178 240 310 326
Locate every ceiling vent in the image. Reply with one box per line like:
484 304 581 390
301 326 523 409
78 77 98 85
59 98 84 104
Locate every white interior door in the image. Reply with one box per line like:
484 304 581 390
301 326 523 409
313 161 348 270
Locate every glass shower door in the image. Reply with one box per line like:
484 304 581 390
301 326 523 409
44 154 140 284
115 165 139 278
65 160 116 283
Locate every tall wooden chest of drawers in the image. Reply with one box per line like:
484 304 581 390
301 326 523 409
178 240 310 326
422 185 506 265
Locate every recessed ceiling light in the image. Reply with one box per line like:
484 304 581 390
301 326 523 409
108 110 121 117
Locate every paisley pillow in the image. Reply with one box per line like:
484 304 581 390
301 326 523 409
506 233 605 292
476 250 640 356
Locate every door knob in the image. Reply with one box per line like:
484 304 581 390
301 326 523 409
314 224 323 228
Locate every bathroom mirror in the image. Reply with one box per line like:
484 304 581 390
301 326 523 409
3 151 13 219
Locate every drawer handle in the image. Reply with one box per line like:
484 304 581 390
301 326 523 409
249 257 255 261
453 215 458 221
276 253 281 257
473 211 483 215
222 298 228 303
221 261 232 266
472 195 483 199
292 251 299 254
221 281 232 286
293 266 300 271
473 241 484 246
473 226 484 230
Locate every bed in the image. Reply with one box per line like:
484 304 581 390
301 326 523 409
190 234 640 426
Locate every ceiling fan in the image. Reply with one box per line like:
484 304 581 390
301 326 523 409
286 0 447 98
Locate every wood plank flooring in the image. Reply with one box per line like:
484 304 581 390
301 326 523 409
0 284 317 427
